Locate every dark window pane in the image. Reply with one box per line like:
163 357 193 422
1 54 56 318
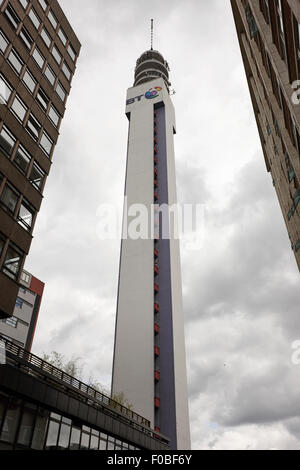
0 184 19 214
5 4 20 30
36 87 49 111
19 26 33 50
0 126 16 156
2 243 23 280
31 408 49 450
14 144 31 174
0 398 21 443
29 162 45 190
17 403 37 447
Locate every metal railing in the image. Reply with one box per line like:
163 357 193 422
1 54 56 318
0 335 151 429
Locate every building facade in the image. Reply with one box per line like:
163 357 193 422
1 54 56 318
231 0 300 271
0 336 169 450
0 268 44 350
0 0 80 319
112 50 190 450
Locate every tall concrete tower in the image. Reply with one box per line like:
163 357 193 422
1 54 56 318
112 45 190 450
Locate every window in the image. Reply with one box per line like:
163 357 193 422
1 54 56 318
40 131 53 156
62 62 71 81
0 30 9 54
2 243 23 280
18 199 34 231
56 81 66 102
11 95 28 123
18 0 28 10
16 297 23 308
67 44 76 61
26 113 41 140
0 183 20 215
21 271 30 283
295 240 300 252
36 87 49 112
277 0 286 62
29 8 41 30
32 47 45 69
38 0 48 11
0 74 12 105
58 27 67 46
52 45 62 65
4 316 18 328
41 27 51 48
48 10 58 30
0 125 16 156
19 26 33 50
0 398 21 443
45 420 59 449
17 403 37 447
14 144 31 175
44 64 56 86
8 49 24 75
48 105 60 127
22 69 37 94
30 162 45 190
5 4 20 30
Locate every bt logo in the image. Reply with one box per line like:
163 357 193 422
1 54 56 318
126 86 162 105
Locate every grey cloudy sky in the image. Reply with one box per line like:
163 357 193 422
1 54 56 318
25 0 300 450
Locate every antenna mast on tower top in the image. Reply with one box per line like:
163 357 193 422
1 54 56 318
151 19 154 50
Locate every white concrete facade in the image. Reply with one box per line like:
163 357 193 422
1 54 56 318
112 78 190 449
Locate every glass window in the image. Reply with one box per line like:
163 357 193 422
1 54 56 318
90 435 99 450
58 423 71 449
11 95 28 123
0 183 20 214
62 62 71 81
36 87 49 112
29 8 41 30
29 162 45 190
5 316 18 328
0 394 9 435
45 419 59 450
5 4 20 30
44 65 56 86
0 30 9 54
69 427 80 450
0 398 21 443
48 105 60 127
48 10 57 30
56 82 66 102
52 45 62 65
32 47 45 69
2 243 23 280
16 297 23 308
0 234 5 257
8 49 24 75
0 74 12 105
22 69 37 94
38 0 48 11
80 432 90 450
67 43 76 61
17 403 37 447
99 438 107 450
0 125 16 156
14 144 31 174
31 408 49 450
40 131 53 156
18 0 28 10
58 27 67 46
19 26 33 50
26 114 41 140
18 199 34 232
41 27 51 48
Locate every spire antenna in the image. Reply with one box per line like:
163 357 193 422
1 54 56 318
151 19 154 50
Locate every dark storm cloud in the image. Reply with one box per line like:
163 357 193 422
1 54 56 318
25 0 300 449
